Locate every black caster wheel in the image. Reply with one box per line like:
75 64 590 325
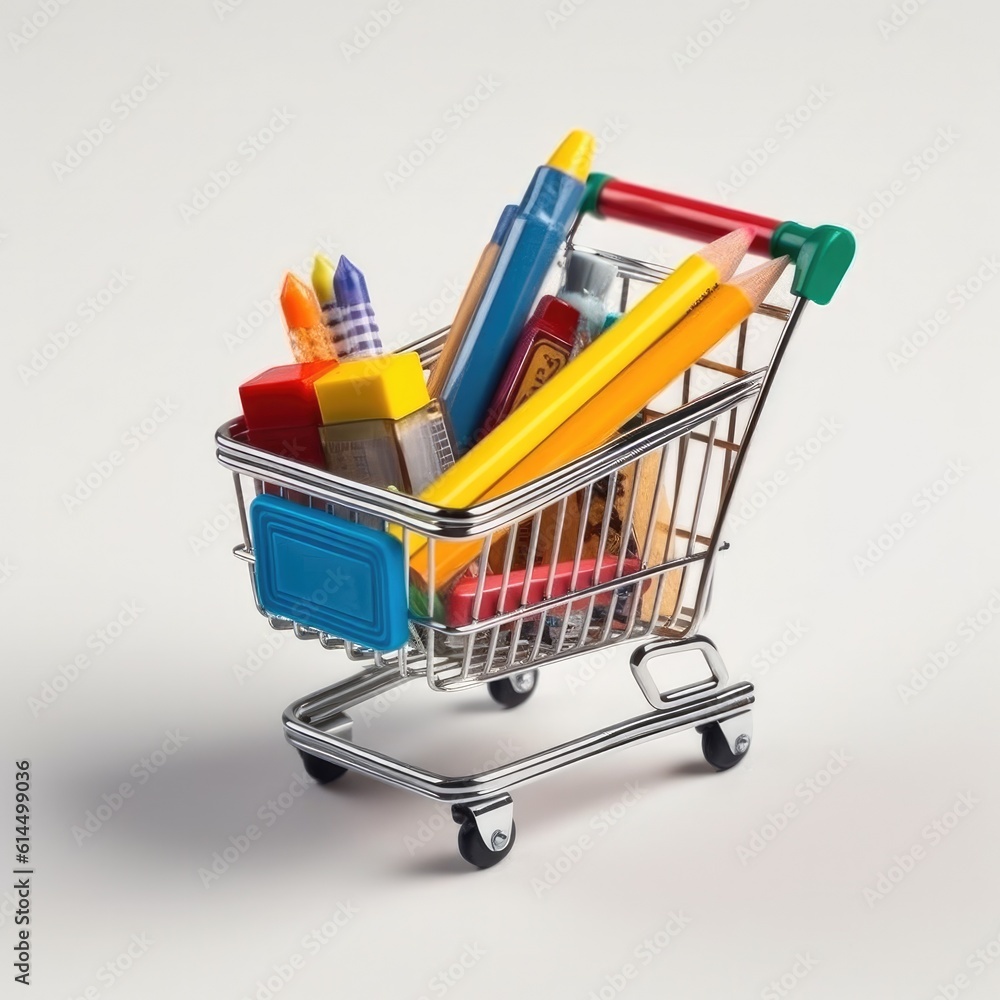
297 749 348 785
698 721 750 771
488 669 538 708
454 813 516 869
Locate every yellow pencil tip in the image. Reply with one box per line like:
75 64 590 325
730 256 790 307
697 227 755 282
311 253 336 303
546 129 595 182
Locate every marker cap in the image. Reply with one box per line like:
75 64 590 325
527 295 580 347
546 129 596 182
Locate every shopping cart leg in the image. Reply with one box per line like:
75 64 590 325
696 711 753 771
451 795 515 869
296 711 352 784
487 669 538 709
631 635 753 770
282 667 754 867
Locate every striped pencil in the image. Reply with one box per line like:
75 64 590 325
311 253 345 349
332 255 383 359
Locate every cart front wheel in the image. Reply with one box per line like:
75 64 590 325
298 750 348 785
488 670 538 709
698 721 751 771
456 816 516 869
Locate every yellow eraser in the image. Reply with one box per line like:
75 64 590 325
313 352 429 423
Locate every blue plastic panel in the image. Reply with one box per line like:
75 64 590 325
249 495 409 652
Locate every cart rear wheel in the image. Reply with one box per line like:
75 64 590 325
698 721 750 771
298 750 348 785
488 670 538 708
456 816 516 869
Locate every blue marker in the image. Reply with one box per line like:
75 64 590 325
427 202 518 399
441 130 595 451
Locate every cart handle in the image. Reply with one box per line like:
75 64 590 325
581 173 854 306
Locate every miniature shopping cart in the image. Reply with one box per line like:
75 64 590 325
215 176 853 868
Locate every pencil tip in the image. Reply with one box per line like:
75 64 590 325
280 271 304 299
730 256 790 306
697 227 754 281
335 255 361 282
333 255 370 305
280 272 321 329
311 254 336 303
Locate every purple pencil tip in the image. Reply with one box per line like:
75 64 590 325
333 255 371 307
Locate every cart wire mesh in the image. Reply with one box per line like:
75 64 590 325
217 244 803 692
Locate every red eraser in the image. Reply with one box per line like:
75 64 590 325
445 555 643 627
239 361 337 431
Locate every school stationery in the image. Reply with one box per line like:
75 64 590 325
427 204 518 398
332 255 383 359
478 295 579 438
281 273 337 363
407 226 754 584
440 130 595 450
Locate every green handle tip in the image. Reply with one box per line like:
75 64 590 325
772 222 855 305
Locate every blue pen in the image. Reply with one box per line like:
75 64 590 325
441 130 595 451
427 203 518 399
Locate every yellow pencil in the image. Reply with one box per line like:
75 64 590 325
408 228 752 559
411 255 788 588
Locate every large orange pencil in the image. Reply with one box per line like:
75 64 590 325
281 273 337 363
411 255 789 589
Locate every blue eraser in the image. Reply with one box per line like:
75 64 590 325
249 494 409 651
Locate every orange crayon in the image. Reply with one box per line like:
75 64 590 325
281 273 338 363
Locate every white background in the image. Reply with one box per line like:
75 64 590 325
3 1 999 998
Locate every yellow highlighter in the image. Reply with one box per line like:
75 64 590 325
408 227 753 563
410 255 789 587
